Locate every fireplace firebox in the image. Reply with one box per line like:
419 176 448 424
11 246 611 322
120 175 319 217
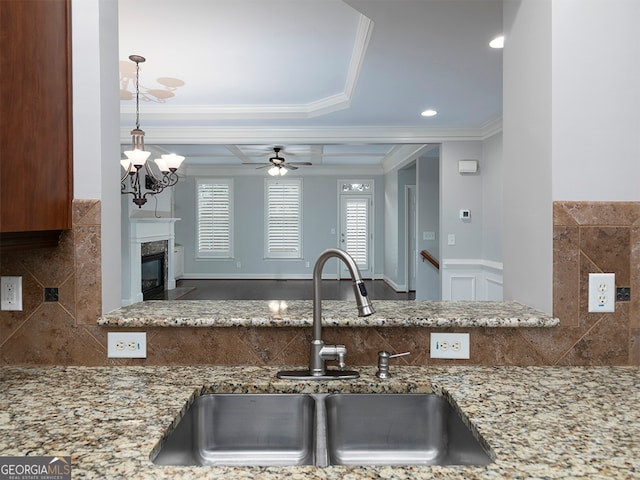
141 252 165 300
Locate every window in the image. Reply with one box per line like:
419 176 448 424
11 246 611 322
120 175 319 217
196 178 233 258
265 179 302 258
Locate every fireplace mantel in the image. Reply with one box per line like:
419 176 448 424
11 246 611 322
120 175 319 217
123 217 180 306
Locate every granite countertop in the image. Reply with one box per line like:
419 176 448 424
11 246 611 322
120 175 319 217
1 365 637 479
98 300 559 328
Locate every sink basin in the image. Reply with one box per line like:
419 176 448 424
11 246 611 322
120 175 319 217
324 393 493 466
152 393 316 466
152 392 493 467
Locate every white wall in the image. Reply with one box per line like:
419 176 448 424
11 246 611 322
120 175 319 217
552 0 640 201
72 0 121 313
502 0 553 313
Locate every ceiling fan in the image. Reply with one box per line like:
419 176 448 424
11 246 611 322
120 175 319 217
245 147 312 176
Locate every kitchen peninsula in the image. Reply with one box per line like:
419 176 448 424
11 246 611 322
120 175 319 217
98 300 559 328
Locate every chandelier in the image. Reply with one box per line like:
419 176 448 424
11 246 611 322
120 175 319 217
120 55 184 207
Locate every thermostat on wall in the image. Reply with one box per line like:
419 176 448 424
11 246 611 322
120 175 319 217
460 209 471 220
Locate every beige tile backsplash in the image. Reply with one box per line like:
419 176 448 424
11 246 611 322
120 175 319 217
1 200 638 366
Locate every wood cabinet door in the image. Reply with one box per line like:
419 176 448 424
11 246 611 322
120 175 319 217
0 0 73 235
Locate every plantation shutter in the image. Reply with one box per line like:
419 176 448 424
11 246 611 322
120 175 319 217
197 180 232 257
266 180 302 258
344 197 369 268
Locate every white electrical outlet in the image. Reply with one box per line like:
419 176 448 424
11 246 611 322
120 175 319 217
447 234 456 246
430 333 470 359
108 332 147 358
1 276 23 311
588 273 615 313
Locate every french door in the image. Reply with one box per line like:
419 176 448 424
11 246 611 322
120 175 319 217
339 195 372 279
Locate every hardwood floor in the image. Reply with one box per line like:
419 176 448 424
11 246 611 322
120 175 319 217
160 279 415 301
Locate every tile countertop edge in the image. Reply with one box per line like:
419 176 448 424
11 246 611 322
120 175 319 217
97 300 560 328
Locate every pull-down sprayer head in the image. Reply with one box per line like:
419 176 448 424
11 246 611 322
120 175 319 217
352 280 375 317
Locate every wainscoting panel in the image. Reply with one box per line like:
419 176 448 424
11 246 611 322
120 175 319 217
441 259 503 301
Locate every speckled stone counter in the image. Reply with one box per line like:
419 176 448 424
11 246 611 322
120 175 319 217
98 300 559 328
1 366 637 479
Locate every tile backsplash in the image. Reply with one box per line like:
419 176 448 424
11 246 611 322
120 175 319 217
0 200 638 366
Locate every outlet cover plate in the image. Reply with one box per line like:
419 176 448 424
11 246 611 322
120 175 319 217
107 332 147 358
1 276 23 311
588 273 615 313
430 333 470 359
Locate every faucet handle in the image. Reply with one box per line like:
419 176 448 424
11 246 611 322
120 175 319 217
376 351 410 379
337 350 347 370
319 344 348 370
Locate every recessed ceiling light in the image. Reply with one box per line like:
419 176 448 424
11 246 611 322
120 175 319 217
421 109 438 117
489 35 504 49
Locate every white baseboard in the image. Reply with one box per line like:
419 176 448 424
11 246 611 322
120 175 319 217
382 275 407 292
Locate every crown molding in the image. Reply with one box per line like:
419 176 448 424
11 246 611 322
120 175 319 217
120 125 497 145
381 144 436 173
481 117 503 139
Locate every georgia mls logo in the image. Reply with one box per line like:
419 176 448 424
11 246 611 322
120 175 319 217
0 456 71 480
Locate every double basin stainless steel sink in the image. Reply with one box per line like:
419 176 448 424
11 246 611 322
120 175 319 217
152 393 494 467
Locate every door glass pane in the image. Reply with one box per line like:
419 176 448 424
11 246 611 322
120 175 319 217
344 198 368 268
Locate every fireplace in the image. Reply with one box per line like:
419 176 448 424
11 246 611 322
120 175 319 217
141 252 165 300
123 217 179 306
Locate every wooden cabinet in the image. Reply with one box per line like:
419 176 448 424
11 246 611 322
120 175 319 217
0 0 73 250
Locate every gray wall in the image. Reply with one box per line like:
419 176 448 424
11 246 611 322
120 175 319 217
415 154 440 300
440 141 484 260
395 164 417 288
383 168 399 286
482 132 503 262
174 173 385 279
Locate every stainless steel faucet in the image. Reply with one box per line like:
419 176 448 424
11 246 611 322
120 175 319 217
277 248 375 380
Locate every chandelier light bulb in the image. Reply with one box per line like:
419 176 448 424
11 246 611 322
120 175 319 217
120 159 133 172
154 157 169 173
161 153 185 171
124 148 151 167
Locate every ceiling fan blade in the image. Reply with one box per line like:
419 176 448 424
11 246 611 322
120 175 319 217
287 162 312 166
255 164 271 169
282 164 298 171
